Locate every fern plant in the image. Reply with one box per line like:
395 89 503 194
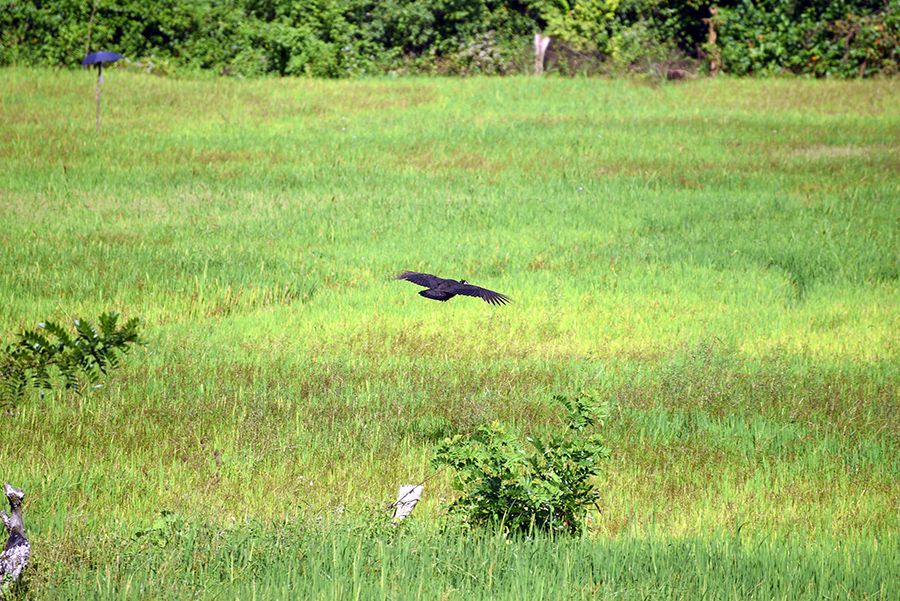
432 393 609 535
1 312 143 409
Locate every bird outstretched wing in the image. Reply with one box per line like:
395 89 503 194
396 272 446 288
450 283 511 306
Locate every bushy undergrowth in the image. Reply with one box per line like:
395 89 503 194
1 0 897 77
714 0 900 77
433 393 609 534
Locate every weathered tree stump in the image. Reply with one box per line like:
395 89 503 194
0 483 28 593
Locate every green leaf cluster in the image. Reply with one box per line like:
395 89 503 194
531 0 619 53
1 312 143 409
432 393 609 535
713 0 900 77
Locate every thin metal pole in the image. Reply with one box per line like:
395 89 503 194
95 63 102 133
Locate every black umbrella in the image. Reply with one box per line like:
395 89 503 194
82 51 124 132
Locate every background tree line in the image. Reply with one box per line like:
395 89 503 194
1 0 897 78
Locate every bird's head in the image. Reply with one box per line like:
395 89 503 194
459 279 468 285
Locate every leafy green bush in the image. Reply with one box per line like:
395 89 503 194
436 30 512 75
608 17 686 76
614 0 713 53
432 393 609 535
360 0 533 75
531 0 619 53
1 312 143 409
713 0 900 77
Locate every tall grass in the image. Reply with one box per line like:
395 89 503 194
33 519 900 600
1 68 898 598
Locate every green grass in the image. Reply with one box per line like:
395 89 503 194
33 519 900 600
1 67 899 598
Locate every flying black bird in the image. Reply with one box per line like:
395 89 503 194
396 272 511 306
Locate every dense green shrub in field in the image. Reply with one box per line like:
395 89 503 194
606 17 682 75
350 0 534 74
530 0 618 53
432 393 609 535
612 0 712 56
713 0 900 77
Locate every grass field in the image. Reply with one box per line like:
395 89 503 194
1 67 899 599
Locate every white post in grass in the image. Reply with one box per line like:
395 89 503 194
392 485 423 523
534 34 551 76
